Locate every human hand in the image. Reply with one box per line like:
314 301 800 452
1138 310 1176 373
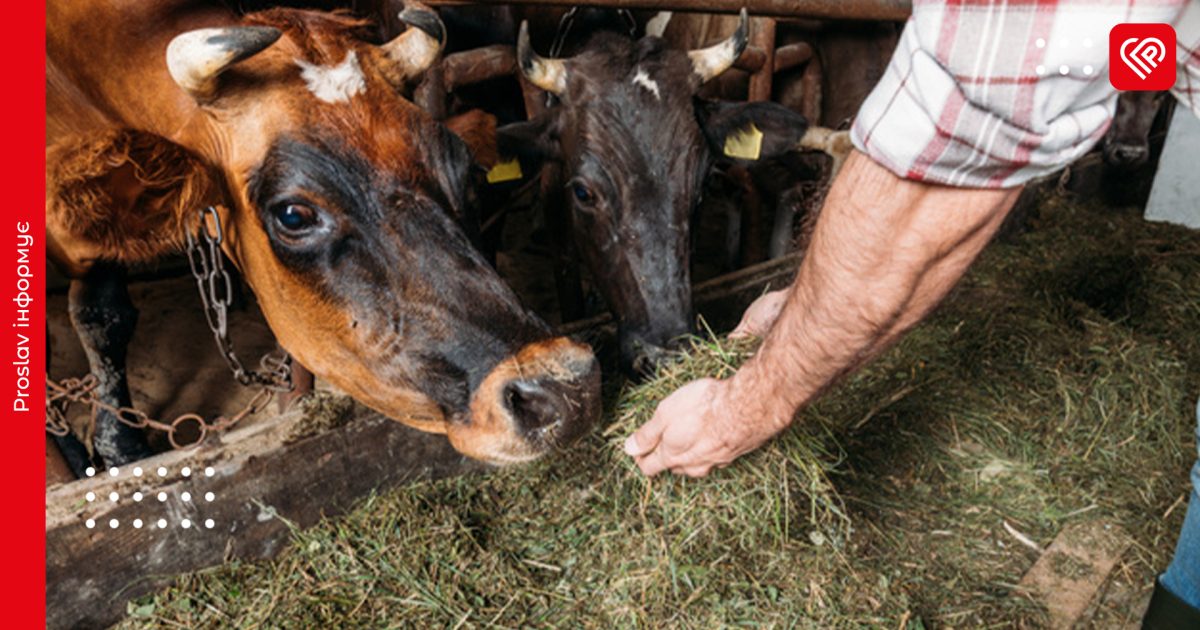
623 377 783 477
730 289 788 339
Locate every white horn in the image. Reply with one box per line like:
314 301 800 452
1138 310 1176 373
167 26 281 101
688 8 749 83
517 20 567 95
380 1 446 82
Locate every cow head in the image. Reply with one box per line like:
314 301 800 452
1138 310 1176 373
499 10 808 375
1102 91 1164 168
163 6 599 464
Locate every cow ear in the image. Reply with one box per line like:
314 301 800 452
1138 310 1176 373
696 100 809 162
424 121 478 220
47 129 218 272
496 111 563 163
444 109 500 169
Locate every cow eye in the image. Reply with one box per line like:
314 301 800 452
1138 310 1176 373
569 181 594 205
271 203 320 233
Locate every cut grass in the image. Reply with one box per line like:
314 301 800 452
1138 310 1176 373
118 191 1200 629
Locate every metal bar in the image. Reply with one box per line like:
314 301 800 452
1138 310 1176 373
773 42 814 73
423 0 912 21
443 45 518 90
799 54 823 125
732 45 767 73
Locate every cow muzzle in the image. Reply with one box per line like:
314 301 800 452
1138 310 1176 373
1103 141 1150 168
620 327 688 380
451 337 601 465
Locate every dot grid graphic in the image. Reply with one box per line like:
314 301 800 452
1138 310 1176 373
1032 34 1098 77
81 465 219 530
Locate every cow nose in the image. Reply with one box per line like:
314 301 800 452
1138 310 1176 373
622 335 685 380
504 378 566 433
502 357 599 444
1105 143 1149 167
629 343 673 378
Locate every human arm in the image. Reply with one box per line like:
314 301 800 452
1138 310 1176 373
625 150 1020 476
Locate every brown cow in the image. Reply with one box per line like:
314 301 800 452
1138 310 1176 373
46 0 600 469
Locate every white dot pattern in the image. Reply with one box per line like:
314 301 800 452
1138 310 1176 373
79 465 221 532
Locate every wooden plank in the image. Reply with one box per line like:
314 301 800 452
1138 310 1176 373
45 405 482 630
423 0 913 21
747 17 777 102
1017 520 1130 629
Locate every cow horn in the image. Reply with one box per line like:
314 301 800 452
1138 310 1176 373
517 21 567 96
167 26 281 100
688 8 748 83
380 1 446 82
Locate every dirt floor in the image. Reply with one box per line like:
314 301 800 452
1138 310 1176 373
79 185 1198 629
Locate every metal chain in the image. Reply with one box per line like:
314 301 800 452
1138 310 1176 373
45 206 294 451
185 206 294 393
46 374 275 450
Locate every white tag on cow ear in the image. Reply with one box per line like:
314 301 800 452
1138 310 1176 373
486 158 523 184
723 123 764 161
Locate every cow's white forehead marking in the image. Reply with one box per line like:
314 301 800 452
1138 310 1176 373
295 50 366 103
631 67 661 100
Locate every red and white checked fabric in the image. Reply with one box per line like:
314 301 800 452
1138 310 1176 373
851 0 1200 188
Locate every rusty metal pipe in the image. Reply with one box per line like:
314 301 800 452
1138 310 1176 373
443 44 518 90
773 42 814 73
732 46 767 73
423 0 912 21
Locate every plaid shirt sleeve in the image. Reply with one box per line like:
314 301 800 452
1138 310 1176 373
851 0 1197 188
1175 1 1200 118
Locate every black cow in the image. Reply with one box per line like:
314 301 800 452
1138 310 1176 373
500 10 811 374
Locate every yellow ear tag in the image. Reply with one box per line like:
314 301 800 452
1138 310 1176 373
723 123 764 161
486 158 523 184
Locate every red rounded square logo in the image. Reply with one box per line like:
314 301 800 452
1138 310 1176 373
1110 23 1176 91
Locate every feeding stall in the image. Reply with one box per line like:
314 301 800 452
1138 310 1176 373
44 1 912 627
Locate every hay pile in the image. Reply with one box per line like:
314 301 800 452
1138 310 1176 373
119 192 1200 628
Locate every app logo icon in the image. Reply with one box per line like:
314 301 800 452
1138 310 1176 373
1110 23 1176 91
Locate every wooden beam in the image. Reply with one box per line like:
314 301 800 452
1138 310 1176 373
423 0 913 21
45 407 482 630
747 17 777 102
445 44 773 87
1017 521 1130 629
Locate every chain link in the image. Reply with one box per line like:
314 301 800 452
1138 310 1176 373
186 206 294 392
46 206 294 451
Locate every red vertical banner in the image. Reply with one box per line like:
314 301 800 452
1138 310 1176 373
3 0 47 625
